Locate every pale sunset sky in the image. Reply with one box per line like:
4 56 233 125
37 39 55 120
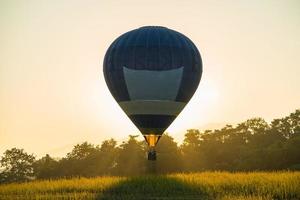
0 0 299 157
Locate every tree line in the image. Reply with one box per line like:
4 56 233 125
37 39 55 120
0 109 299 183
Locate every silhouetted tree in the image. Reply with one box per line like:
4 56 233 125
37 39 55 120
283 135 300 169
66 142 98 160
88 139 119 176
271 109 300 139
116 135 146 175
56 142 100 177
34 154 58 179
155 134 182 173
181 129 203 171
0 148 35 183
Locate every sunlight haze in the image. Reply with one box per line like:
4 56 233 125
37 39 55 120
0 0 299 157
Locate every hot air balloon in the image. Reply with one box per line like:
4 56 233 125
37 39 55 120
103 26 202 160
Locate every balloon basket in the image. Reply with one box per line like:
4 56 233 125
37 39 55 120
148 149 156 161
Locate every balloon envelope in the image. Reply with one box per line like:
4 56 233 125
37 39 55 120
103 26 202 146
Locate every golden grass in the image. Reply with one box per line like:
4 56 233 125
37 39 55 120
0 172 299 200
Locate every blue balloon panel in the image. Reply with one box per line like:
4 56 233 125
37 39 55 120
103 26 202 136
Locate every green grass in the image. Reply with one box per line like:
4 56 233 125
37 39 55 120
0 172 299 200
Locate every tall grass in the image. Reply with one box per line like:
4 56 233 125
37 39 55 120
0 172 299 200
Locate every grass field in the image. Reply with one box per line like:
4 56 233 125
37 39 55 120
0 172 299 200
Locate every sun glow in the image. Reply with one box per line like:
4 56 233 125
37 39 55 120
166 77 220 139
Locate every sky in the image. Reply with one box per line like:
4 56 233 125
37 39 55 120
0 0 299 157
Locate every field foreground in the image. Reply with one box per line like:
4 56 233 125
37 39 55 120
0 172 299 200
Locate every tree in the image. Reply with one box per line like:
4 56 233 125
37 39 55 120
59 142 100 177
271 110 300 139
96 139 119 175
155 134 182 173
181 129 207 171
0 148 35 183
66 142 98 160
34 154 58 179
81 139 119 176
116 135 146 175
283 135 300 169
